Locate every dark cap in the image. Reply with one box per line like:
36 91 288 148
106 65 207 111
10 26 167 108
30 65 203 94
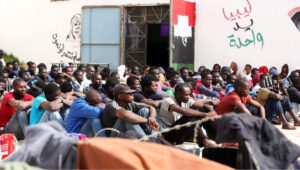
0 49 4 55
113 84 135 97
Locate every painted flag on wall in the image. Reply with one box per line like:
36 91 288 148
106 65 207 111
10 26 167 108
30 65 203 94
172 0 195 37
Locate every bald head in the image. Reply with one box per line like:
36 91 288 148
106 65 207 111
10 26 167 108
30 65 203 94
85 90 102 106
234 78 249 90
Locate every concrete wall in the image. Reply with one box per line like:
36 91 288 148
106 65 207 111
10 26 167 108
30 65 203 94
0 0 169 69
194 0 300 71
1 0 300 71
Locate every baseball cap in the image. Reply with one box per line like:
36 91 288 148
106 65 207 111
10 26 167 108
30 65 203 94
113 84 135 97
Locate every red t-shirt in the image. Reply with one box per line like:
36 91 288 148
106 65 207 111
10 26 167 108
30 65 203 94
0 92 34 127
216 91 252 115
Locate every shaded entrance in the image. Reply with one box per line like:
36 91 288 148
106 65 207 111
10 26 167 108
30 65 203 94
125 6 170 69
147 24 169 68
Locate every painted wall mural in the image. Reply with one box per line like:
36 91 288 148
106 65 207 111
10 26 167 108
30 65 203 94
222 0 264 49
52 13 81 62
171 0 195 70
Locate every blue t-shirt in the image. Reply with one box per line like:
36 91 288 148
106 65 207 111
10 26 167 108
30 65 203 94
65 97 104 133
29 94 47 125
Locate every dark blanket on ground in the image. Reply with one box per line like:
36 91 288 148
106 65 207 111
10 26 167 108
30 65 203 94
4 121 77 169
215 113 300 169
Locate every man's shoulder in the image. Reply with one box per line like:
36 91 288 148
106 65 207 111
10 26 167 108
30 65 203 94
3 92 14 99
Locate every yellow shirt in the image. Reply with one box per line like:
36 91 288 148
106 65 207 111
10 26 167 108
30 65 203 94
256 88 271 106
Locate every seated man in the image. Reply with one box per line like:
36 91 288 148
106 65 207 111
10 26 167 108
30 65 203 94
0 78 34 137
65 90 105 137
158 83 218 147
196 70 225 99
29 83 69 126
164 71 179 89
216 78 265 118
102 84 159 137
83 73 110 103
212 69 225 89
127 76 141 91
287 78 300 104
103 77 120 100
148 67 173 97
287 78 300 117
225 74 237 95
28 66 53 88
134 75 164 109
283 70 299 89
256 77 300 129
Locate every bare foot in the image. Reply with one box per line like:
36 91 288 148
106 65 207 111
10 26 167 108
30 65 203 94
282 123 296 130
272 117 282 125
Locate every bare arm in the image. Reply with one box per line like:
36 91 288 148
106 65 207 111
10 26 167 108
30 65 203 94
169 104 216 117
249 99 265 118
39 99 64 111
62 99 73 107
268 92 284 102
115 108 148 124
140 98 164 108
7 99 34 110
234 101 251 115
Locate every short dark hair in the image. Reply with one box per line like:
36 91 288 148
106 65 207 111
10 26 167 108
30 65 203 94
102 67 110 73
78 64 85 70
211 69 220 75
12 60 19 64
245 64 252 69
127 76 140 87
141 75 158 90
227 74 236 82
251 68 259 74
38 66 47 72
12 78 25 87
27 61 35 67
91 73 101 80
175 83 190 95
169 71 179 78
143 65 150 70
260 74 266 80
6 62 12 67
62 66 72 72
234 78 248 90
44 83 60 96
110 72 119 78
60 82 73 93
105 77 120 90
73 69 82 77
148 67 159 75
37 63 47 70
184 78 197 90
51 65 58 70
180 67 188 74
201 69 212 79
94 65 100 70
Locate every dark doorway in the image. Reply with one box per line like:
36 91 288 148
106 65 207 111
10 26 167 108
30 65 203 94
147 24 169 69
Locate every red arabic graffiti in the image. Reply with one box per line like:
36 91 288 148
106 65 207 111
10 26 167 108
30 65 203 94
222 0 252 22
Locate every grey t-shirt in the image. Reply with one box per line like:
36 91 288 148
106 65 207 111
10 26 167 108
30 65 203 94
102 100 146 128
158 96 194 128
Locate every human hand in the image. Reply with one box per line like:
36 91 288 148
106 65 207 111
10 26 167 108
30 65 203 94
148 117 159 132
206 111 217 117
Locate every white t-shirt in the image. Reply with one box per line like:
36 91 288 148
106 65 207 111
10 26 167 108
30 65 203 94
158 96 194 128
82 73 92 89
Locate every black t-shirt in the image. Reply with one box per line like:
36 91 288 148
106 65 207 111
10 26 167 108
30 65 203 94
134 91 163 102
